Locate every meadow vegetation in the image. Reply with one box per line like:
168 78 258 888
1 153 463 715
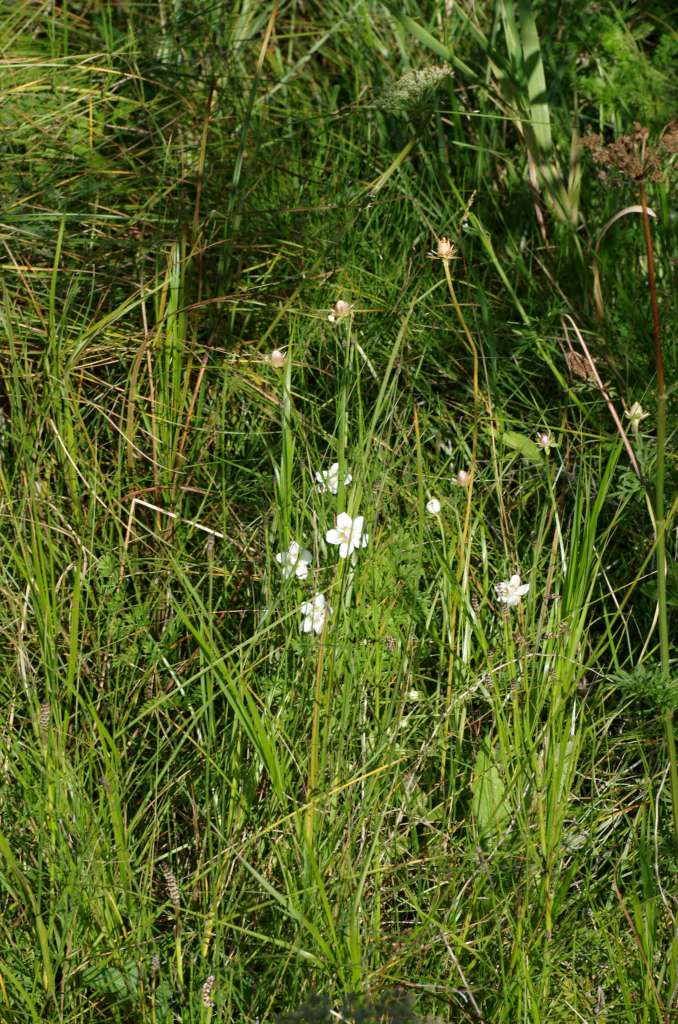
0 1 676 1021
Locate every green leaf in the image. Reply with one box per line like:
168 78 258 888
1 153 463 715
472 742 510 847
502 431 542 462
82 962 140 1002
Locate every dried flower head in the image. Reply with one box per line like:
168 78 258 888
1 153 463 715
660 120 678 155
455 468 471 487
564 349 596 382
429 236 457 262
328 299 352 322
269 349 286 368
582 122 670 185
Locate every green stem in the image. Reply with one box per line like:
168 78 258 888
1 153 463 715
639 180 677 849
305 625 327 850
441 259 480 782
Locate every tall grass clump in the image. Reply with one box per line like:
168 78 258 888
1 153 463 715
0 2 675 1022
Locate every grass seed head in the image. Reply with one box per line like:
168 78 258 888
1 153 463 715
161 862 181 908
201 975 216 1008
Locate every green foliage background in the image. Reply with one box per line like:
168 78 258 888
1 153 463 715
0 1 675 1022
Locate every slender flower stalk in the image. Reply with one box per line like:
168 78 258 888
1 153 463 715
639 177 676 849
435 228 481 775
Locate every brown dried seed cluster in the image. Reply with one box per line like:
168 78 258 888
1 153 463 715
582 121 676 184
39 701 50 731
660 120 678 154
161 862 181 908
201 975 216 1008
565 349 597 382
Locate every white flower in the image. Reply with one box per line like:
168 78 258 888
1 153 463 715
275 540 312 580
300 593 330 635
455 468 471 487
269 349 286 368
328 299 352 322
380 65 452 113
426 497 441 515
326 512 369 559
315 462 352 495
495 574 530 608
625 401 649 435
536 431 555 451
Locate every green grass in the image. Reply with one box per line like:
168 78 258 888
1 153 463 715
0 1 676 1022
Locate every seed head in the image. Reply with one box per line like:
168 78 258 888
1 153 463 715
328 299 352 322
161 862 181 908
201 975 216 1008
582 122 671 184
436 237 456 260
39 701 50 731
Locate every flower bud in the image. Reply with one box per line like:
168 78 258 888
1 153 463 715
436 237 455 260
328 299 352 321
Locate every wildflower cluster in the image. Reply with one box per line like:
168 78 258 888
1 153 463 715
379 65 452 114
272 413 595 635
274 459 369 635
